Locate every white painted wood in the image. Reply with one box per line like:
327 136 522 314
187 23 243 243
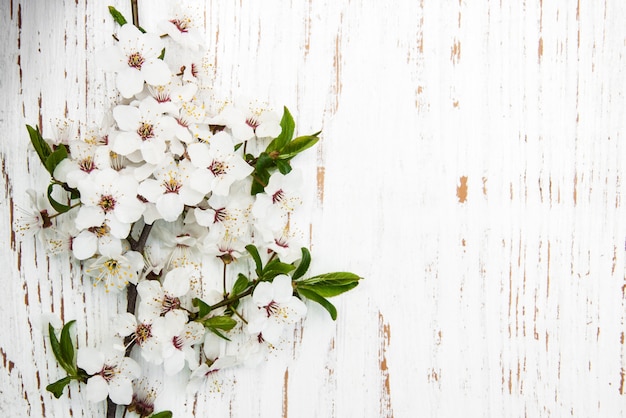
1 0 625 416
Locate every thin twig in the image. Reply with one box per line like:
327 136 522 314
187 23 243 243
131 0 139 27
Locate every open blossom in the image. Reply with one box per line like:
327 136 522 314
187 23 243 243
75 168 145 230
99 23 171 98
136 266 192 319
209 103 281 142
137 157 204 222
113 312 165 365
71 218 125 260
159 310 205 375
77 345 141 405
187 131 253 196
247 275 307 344
84 249 144 292
252 170 303 232
111 97 177 165
53 140 110 188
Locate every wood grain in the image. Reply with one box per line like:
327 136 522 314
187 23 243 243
1 0 625 416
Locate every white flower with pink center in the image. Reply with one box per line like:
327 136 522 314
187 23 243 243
77 345 141 405
75 168 144 231
247 275 307 344
99 23 171 98
111 97 177 165
209 103 281 142
137 157 204 222
187 132 253 196
251 169 303 232
158 310 205 375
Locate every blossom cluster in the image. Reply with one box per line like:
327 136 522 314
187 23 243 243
21 6 359 416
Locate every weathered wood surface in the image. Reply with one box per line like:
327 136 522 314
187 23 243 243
1 0 625 416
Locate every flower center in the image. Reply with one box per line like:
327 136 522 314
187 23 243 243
88 223 110 238
128 52 145 69
172 335 184 350
213 207 227 224
272 189 284 204
161 295 181 314
129 394 155 417
274 236 289 248
79 156 96 173
246 116 260 131
98 194 116 212
170 18 189 33
163 177 182 194
137 122 155 141
264 300 279 317
209 160 227 176
104 259 119 272
99 364 117 382
135 323 152 346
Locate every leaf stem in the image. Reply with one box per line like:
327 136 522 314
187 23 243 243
208 286 255 313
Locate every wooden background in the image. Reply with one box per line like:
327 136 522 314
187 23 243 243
1 0 625 416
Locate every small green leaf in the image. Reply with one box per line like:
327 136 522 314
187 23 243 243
251 167 271 195
232 273 250 296
192 297 212 318
158 47 165 60
150 412 173 418
46 376 72 399
245 245 263 276
261 259 296 280
59 320 77 374
48 324 66 370
266 107 295 153
203 316 237 331
296 281 359 298
278 135 319 160
275 159 292 175
26 124 52 169
297 272 362 285
108 6 128 26
292 247 311 280
45 144 68 175
296 288 337 320
47 183 72 214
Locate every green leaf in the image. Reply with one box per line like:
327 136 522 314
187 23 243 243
232 273 250 296
45 144 68 175
108 6 128 26
48 324 67 371
245 245 263 276
150 412 173 418
192 297 212 318
297 272 362 285
59 320 76 374
292 247 311 280
266 107 295 153
251 167 271 195
158 47 165 60
296 281 359 298
275 159 292 175
261 259 296 280
296 288 337 320
203 316 237 331
47 183 72 213
46 376 72 399
26 124 52 169
278 135 319 160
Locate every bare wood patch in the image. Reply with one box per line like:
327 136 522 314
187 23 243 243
457 176 468 203
378 311 394 418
